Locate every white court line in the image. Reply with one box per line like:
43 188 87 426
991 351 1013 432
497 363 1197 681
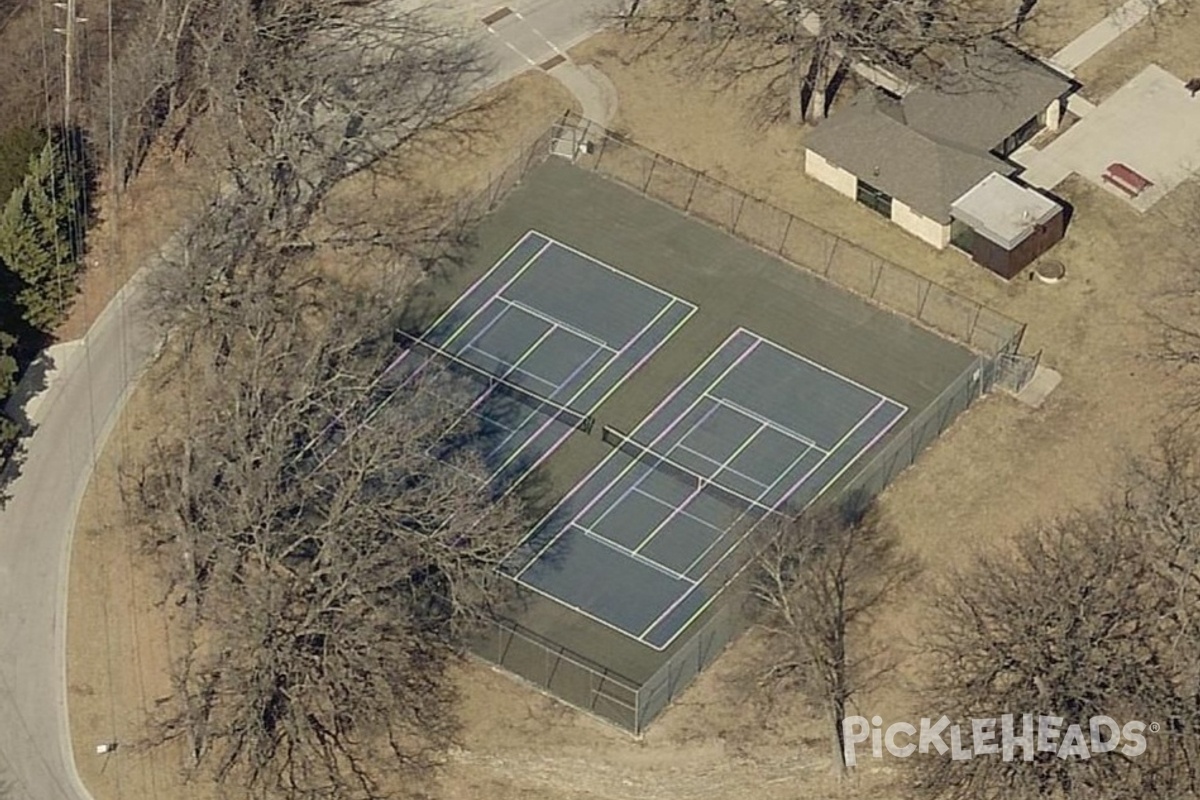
779 396 891 500
635 420 794 601
495 298 696 497
370 239 550 431
437 240 555 352
711 396 824 452
632 407 773 558
679 441 814 578
462 344 560 393
631 487 727 535
510 329 755 581
519 324 909 650
534 229 695 307
412 230 545 352
731 326 905 408
570 523 693 582
498 296 617 352
296 233 548 466
482 346 609 470
494 265 698 495
514 574 696 649
804 399 907 508
427 237 552 357
648 396 900 648
585 399 721 537
579 340 760 558
640 330 913 647
674 443 770 492
436 314 559 448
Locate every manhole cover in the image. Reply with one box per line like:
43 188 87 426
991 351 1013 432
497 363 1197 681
1035 259 1066 284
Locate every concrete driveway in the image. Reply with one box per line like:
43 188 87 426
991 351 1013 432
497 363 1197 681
0 3 618 799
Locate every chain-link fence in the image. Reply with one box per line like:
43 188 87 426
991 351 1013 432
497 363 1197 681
465 111 1029 735
444 122 559 233
474 619 642 730
556 111 1025 360
472 601 744 735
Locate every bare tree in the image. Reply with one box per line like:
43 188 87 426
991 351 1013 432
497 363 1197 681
911 436 1200 799
620 0 1017 124
1150 180 1200 422
134 252 532 797
751 502 920 778
90 0 485 191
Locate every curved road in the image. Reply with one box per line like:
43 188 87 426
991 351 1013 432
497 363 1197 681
0 3 618 798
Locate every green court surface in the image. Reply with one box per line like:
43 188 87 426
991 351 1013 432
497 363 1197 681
400 157 976 724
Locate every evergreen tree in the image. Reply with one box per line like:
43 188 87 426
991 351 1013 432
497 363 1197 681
0 331 16 399
0 126 47 206
0 330 18 457
0 130 87 332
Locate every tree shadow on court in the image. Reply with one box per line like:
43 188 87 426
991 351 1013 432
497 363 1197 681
392 231 481 333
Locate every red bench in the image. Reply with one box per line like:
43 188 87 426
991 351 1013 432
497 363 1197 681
1102 162 1153 198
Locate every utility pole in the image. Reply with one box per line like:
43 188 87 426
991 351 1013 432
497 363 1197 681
53 0 87 127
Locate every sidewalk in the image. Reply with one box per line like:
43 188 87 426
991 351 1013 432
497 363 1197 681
1049 0 1173 72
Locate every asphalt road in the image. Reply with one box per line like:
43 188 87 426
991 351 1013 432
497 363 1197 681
0 2 619 798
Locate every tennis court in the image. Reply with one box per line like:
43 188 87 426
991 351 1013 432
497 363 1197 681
385 230 695 489
508 328 907 650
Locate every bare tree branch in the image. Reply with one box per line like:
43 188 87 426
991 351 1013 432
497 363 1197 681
751 503 920 777
912 436 1200 799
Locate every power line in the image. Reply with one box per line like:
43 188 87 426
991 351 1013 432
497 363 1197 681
52 0 86 128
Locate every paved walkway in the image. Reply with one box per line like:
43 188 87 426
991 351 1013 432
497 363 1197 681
1049 0 1173 73
8 0 1179 793
0 5 618 800
481 5 620 125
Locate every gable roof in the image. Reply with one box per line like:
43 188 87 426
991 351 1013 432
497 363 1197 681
806 90 1014 223
804 41 1071 223
901 42 1074 151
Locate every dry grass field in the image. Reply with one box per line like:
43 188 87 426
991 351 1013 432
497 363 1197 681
66 5 1200 799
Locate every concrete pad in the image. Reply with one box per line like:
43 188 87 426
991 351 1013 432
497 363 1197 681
1065 95 1097 118
1030 65 1200 211
1010 143 1073 190
1014 365 1062 409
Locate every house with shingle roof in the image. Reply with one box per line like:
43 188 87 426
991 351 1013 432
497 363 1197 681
804 40 1075 279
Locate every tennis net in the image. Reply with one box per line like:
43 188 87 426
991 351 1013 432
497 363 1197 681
392 330 595 434
600 425 786 519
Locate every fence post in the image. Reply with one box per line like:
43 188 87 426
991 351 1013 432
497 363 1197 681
521 135 543 175
966 305 981 346
643 153 659 194
916 280 930 319
592 130 610 173
778 214 793 255
730 194 747 233
685 171 701 214
824 237 839 277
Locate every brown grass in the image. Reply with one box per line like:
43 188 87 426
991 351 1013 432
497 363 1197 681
431 27 1188 800
68 9 1196 800
1074 2 1200 100
66 70 577 800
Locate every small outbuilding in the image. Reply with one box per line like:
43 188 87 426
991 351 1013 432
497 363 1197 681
949 173 1065 279
803 39 1075 279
